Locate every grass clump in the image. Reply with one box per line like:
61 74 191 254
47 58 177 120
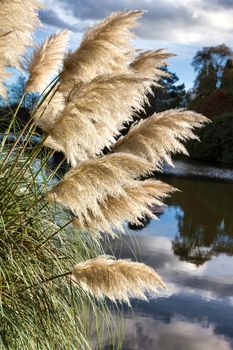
0 150 124 349
0 2 208 349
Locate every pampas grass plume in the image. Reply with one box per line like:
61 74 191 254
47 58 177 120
25 30 70 93
0 67 11 99
45 73 153 166
71 256 166 303
47 153 155 220
0 0 42 69
130 49 175 80
114 109 209 166
59 11 143 94
73 180 175 235
32 88 65 132
0 0 42 97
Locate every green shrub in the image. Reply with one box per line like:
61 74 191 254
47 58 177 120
186 112 233 164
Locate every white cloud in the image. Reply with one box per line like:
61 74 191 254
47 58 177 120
117 233 233 302
40 0 233 47
104 316 232 350
38 0 233 88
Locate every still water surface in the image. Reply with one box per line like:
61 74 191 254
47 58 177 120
105 161 233 350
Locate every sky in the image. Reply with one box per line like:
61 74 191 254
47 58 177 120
37 0 233 89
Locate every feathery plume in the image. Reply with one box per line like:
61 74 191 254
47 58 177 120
73 180 175 236
25 30 70 93
130 49 175 80
47 153 155 221
114 109 210 166
0 67 11 99
0 0 42 97
59 11 143 94
0 0 41 69
71 256 166 303
45 73 153 166
32 88 65 132
0 84 7 100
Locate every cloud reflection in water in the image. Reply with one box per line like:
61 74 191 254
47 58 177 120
104 174 233 349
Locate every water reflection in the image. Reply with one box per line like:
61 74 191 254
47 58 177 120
104 316 232 350
105 234 233 349
104 169 233 349
127 176 233 265
165 177 233 265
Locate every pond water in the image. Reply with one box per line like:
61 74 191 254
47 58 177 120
104 161 233 350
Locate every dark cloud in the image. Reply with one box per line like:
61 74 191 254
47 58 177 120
40 0 203 40
55 0 197 24
40 0 233 46
39 9 78 32
210 0 233 8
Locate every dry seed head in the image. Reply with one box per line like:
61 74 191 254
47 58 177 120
73 180 175 235
114 109 210 166
0 0 42 97
47 153 155 221
0 67 11 99
130 49 175 80
59 11 143 95
32 87 65 132
25 30 70 93
71 256 166 303
45 73 154 166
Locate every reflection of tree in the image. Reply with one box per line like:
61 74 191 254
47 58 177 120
166 177 233 265
172 237 212 266
128 215 151 230
128 211 163 230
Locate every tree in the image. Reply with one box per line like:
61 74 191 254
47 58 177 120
185 112 233 163
189 44 233 117
141 66 187 117
221 58 233 93
194 64 217 97
192 44 232 90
